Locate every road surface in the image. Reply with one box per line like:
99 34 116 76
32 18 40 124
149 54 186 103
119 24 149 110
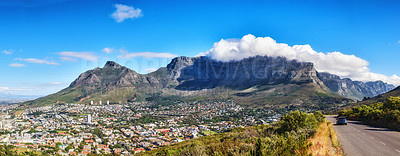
326 116 400 156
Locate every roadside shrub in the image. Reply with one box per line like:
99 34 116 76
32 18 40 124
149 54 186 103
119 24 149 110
279 111 319 133
340 96 400 130
142 111 324 156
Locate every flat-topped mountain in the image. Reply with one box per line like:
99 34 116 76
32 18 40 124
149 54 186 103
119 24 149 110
163 56 324 89
21 56 395 109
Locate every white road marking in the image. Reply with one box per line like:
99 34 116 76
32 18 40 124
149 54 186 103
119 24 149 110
362 133 366 135
370 137 374 139
380 142 386 145
395 150 400 153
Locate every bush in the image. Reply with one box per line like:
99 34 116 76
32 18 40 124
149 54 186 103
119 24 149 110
339 96 400 130
279 111 320 133
139 111 324 156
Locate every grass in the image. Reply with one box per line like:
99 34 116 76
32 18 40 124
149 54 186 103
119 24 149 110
14 146 41 155
201 131 217 135
14 110 24 116
57 131 68 133
308 119 343 156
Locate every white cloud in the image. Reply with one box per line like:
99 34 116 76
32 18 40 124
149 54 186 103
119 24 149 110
59 57 78 62
2 50 12 55
144 68 159 73
0 82 68 95
119 49 128 53
0 87 31 91
9 63 26 67
203 34 400 85
101 47 114 54
118 52 178 59
195 52 208 57
111 4 142 23
58 52 99 62
102 47 114 54
16 58 60 65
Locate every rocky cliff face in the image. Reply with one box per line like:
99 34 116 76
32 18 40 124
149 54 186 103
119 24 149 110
317 72 395 100
163 56 325 90
154 56 395 100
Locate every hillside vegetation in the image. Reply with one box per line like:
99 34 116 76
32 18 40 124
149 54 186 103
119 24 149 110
339 96 400 130
231 83 349 110
357 86 400 105
139 111 325 156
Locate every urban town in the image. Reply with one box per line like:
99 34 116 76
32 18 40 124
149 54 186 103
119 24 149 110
0 100 281 155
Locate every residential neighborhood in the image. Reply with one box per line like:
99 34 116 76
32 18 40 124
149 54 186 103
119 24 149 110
0 100 280 155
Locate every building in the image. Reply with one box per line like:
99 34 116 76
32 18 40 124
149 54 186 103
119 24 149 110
87 114 91 124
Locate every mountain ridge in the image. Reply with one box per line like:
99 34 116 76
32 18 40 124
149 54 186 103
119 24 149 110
20 56 394 109
317 72 394 100
355 86 400 106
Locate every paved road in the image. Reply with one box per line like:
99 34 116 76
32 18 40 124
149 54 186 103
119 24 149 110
326 116 400 156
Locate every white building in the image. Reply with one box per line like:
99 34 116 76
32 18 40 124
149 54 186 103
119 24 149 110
87 114 92 124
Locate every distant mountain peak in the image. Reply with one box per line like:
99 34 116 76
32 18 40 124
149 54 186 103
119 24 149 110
104 61 122 69
317 72 395 100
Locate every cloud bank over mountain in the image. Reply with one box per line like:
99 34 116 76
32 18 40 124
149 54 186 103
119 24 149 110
201 34 400 85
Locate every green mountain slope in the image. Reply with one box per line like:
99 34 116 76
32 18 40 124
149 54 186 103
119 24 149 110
357 86 400 105
231 83 349 110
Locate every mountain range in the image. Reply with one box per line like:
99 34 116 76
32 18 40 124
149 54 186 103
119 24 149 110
0 93 40 100
0 93 41 104
353 85 400 106
21 56 395 110
318 72 394 100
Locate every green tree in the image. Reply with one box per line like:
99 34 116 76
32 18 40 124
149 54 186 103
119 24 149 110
314 111 325 123
279 111 318 132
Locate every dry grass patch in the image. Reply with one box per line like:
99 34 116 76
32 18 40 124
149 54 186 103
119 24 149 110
308 119 343 156
14 110 24 116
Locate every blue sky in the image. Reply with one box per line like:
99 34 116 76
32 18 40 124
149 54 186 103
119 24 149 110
1 0 400 96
